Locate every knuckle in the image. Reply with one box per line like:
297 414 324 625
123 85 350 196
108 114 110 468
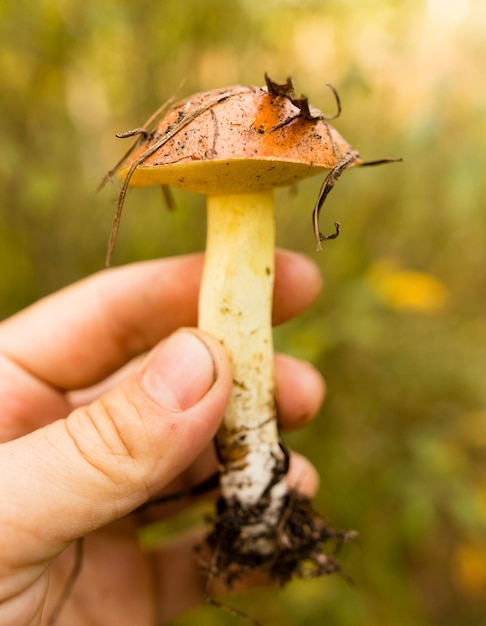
65 391 153 497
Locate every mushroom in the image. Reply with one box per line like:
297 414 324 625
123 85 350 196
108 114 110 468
100 75 395 584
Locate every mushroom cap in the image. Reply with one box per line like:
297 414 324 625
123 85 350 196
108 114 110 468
119 84 361 195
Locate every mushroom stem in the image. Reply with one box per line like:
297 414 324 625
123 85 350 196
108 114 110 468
199 191 288 553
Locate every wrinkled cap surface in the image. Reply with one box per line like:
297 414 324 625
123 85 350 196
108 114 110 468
119 84 360 194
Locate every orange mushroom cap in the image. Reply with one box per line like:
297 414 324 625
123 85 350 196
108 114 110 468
118 83 361 195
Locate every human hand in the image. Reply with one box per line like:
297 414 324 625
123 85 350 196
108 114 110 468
0 250 325 626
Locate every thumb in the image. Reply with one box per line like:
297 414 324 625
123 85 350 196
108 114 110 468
0 329 231 570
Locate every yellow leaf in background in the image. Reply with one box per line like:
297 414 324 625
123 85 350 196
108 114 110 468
366 259 449 313
452 539 486 597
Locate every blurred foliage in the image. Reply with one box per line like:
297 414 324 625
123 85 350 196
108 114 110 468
1 0 486 624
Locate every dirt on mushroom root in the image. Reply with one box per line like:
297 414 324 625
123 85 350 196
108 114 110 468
199 489 357 589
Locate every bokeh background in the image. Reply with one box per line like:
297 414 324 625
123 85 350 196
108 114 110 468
1 1 486 624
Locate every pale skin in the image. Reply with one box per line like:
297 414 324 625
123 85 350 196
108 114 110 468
0 250 325 626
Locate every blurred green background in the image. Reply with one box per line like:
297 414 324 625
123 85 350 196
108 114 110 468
1 0 486 624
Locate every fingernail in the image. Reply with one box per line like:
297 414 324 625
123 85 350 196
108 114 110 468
141 331 217 411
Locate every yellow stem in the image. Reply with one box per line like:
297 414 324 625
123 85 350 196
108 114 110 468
199 192 287 510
